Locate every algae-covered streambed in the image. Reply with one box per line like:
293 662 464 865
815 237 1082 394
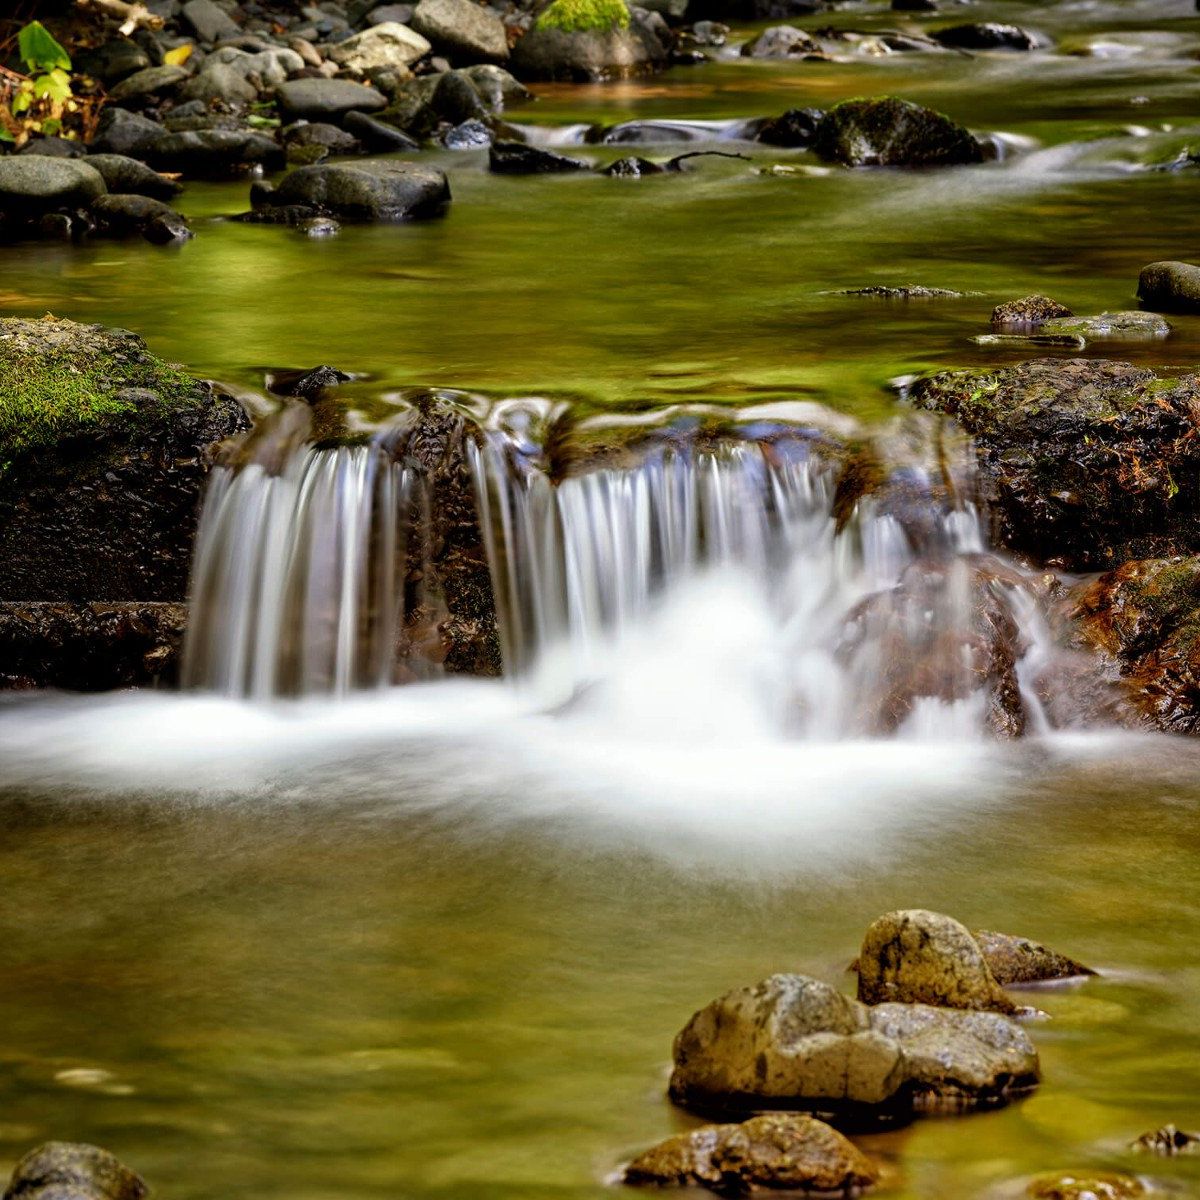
5 0 1200 1196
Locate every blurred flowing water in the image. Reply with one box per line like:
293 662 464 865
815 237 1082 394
5 0 1200 1196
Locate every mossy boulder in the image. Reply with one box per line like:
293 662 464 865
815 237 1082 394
511 0 667 81
858 910 1017 1013
0 316 246 621
813 97 986 167
2 1142 147 1200
1071 556 1200 733
908 359 1200 571
669 973 1039 1119
623 1113 879 1193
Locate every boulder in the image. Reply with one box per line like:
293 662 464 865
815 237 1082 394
908 359 1200 570
511 0 668 81
0 158 106 221
972 930 1095 986
18 136 90 159
669 974 1039 1118
0 602 187 690
754 107 823 147
0 317 247 607
623 1114 878 1194
489 140 590 173
813 97 985 167
326 21 432 71
91 194 192 243
1039 311 1170 342
1 1143 147 1200
181 46 305 105
85 154 182 200
182 0 241 42
90 108 166 159
148 128 283 177
741 25 821 57
275 78 390 121
991 295 1073 326
410 0 511 63
107 64 191 106
1071 556 1200 734
1138 260 1200 314
933 22 1041 51
857 910 1017 1012
247 160 451 222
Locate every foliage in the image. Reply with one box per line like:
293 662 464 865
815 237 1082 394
535 0 630 35
0 21 90 146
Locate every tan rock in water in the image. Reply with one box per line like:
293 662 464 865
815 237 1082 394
974 929 1095 985
857 909 1017 1013
1027 1172 1148 1199
623 1113 878 1193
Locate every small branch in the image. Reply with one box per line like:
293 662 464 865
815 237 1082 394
76 0 164 35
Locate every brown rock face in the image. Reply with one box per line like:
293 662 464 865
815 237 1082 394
623 1113 879 1194
857 909 1017 1014
973 930 1095 986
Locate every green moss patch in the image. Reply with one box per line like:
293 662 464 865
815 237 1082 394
535 0 630 35
0 317 209 464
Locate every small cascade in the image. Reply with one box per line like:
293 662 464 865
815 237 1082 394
182 443 409 698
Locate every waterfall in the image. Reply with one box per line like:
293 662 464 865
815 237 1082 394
180 398 1084 739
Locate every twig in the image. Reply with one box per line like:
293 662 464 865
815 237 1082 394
76 0 164 35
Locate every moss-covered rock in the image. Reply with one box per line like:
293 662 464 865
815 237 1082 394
0 316 246 627
511 0 667 81
908 359 1200 571
536 0 630 33
623 1113 879 1193
813 97 986 167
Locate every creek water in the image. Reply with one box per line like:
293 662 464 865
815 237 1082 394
5 0 1200 1196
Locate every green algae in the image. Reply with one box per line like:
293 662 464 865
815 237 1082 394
535 0 630 35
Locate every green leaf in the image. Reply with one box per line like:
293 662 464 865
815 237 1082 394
18 21 71 73
245 114 280 130
40 117 62 136
0 129 15 144
33 68 72 105
11 88 32 116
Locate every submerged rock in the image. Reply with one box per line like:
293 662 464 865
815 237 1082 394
1138 260 1200 314
754 107 823 147
909 359 1200 571
1131 1124 1200 1155
741 25 821 57
0 317 246 612
813 97 985 167
669 973 1039 1118
991 295 1074 326
933 22 1041 51
1 1142 147 1200
971 333 1086 350
248 160 451 222
858 910 1018 1013
1027 1174 1148 1200
91 194 192 244
973 930 1095 986
1040 311 1171 342
489 141 591 173
623 1113 878 1194
840 285 963 298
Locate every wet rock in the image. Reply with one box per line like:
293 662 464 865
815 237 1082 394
992 295 1074 326
326 21 432 71
1027 1174 1147 1200
0 603 187 691
0 158 106 221
282 121 361 156
511 1 669 81
1131 1124 1200 1155
1138 260 1200 314
840 285 963 298
623 1114 878 1194
248 160 451 221
1072 556 1200 734
76 39 153 86
91 194 192 243
460 63 533 110
91 109 167 159
741 25 821 57
182 0 241 42
0 317 247 606
430 69 490 123
971 333 1086 350
754 107 823 147
342 110 421 150
813 97 985 167
444 118 494 148
669 973 1039 1118
266 365 354 398
18 136 90 159
275 78 390 121
410 0 510 64
489 140 590 173
973 930 1095 986
86 154 182 200
301 216 341 237
1 1142 148 1200
933 22 1041 51
149 129 285 176
603 155 667 175
858 910 1017 1013
893 0 937 10
181 46 305 105
1040 311 1171 342
108 64 191 106
909 359 1200 571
